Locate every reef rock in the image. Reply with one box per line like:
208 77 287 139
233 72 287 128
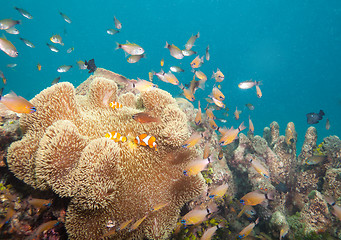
6 69 205 240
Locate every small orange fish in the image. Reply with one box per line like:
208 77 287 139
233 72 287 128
238 218 259 239
194 101 202 125
190 55 204 68
105 131 127 143
208 118 219 130
219 122 246 146
132 112 161 123
249 157 270 178
117 218 134 231
28 198 52 209
160 58 164 66
249 115 254 133
37 63 41 71
129 215 147 231
240 190 273 206
148 72 153 82
183 158 210 176
32 220 59 239
0 70 6 84
212 87 224 101
0 90 36 113
179 84 195 102
200 226 218 240
210 97 225 109
151 202 170 212
218 149 224 160
234 107 241 120
205 108 216 120
192 69 207 81
182 132 202 148
255 84 262 98
0 207 15 228
208 183 228 199
134 134 157 151
133 78 158 92
109 101 123 109
203 142 211 159
181 204 217 225
212 68 224 82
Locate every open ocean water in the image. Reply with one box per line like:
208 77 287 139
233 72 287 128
1 0 341 152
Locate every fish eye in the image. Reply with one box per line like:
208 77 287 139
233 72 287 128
181 219 186 224
183 170 188 176
31 107 37 112
209 194 214 199
240 199 245 205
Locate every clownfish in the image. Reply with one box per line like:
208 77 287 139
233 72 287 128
105 131 127 143
109 101 122 109
238 218 259 239
134 134 157 151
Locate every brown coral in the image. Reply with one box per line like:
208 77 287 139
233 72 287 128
6 69 205 239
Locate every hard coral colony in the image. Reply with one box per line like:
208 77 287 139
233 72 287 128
5 69 206 239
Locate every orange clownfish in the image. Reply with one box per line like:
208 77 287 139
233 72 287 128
0 90 36 114
109 101 122 109
105 131 127 143
134 134 157 151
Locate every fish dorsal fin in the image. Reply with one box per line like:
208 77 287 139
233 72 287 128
1 34 7 40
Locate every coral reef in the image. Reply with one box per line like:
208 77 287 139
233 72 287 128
5 69 205 239
1 69 340 239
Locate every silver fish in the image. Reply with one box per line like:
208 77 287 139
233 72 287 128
19 37 35 48
59 12 71 23
57 65 72 72
0 37 18 57
46 43 59 52
0 19 20 30
14 7 33 19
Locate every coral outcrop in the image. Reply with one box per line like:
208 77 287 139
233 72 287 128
6 68 205 239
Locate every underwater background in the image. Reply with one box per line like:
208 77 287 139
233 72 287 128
1 0 341 152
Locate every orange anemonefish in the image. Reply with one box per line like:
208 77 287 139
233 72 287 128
105 131 127 142
109 101 122 109
134 134 157 151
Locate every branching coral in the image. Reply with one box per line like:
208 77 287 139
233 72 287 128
6 69 205 239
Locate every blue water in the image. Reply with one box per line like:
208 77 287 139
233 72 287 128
1 0 341 150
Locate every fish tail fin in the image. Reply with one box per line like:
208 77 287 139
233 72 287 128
211 71 215 79
238 121 246 132
198 100 201 109
164 41 169 49
179 83 184 90
256 80 262 86
266 191 275 200
14 6 19 11
319 110 325 117
196 32 200 38
115 42 121 50
17 20 22 25
255 217 260 225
